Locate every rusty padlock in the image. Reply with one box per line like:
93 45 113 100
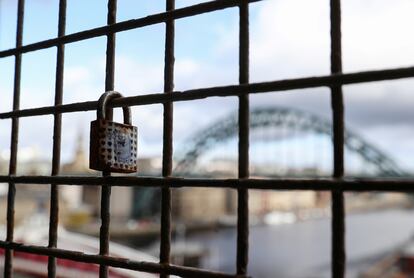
89 91 138 173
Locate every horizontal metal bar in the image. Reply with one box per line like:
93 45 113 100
1 66 414 119
0 0 261 58
0 241 238 278
1 175 414 191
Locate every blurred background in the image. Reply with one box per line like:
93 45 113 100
1 0 414 277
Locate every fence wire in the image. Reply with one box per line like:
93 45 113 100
0 0 412 277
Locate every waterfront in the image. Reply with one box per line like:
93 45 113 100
179 209 414 278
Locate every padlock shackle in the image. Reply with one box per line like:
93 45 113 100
97 91 131 125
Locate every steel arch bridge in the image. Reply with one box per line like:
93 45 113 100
174 107 405 177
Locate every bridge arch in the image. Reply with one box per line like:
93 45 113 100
174 107 404 177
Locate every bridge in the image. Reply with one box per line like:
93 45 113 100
174 106 404 177
133 106 406 218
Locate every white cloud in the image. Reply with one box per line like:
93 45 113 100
64 67 92 87
342 0 414 71
115 56 164 95
250 0 330 81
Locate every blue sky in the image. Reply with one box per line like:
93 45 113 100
1 0 414 175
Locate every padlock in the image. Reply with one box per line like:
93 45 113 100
89 91 138 173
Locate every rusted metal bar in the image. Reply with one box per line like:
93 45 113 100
330 0 346 277
47 0 67 276
2 65 414 119
99 1 117 277
0 0 261 59
105 0 116 93
0 241 240 278
99 181 111 277
160 0 175 277
237 0 249 275
1 175 414 191
5 0 25 276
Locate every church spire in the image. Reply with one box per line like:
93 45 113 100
75 130 84 159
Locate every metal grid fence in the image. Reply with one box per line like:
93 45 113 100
0 0 413 277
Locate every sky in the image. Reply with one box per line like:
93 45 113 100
1 0 414 175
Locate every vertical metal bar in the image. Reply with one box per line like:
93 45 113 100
99 0 117 277
47 1 67 277
105 0 116 93
4 0 25 277
330 0 345 277
237 0 249 275
160 0 175 277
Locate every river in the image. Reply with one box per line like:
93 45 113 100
180 209 414 278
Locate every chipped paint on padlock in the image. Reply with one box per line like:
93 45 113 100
89 91 138 173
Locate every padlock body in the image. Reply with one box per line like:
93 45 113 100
90 119 138 173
